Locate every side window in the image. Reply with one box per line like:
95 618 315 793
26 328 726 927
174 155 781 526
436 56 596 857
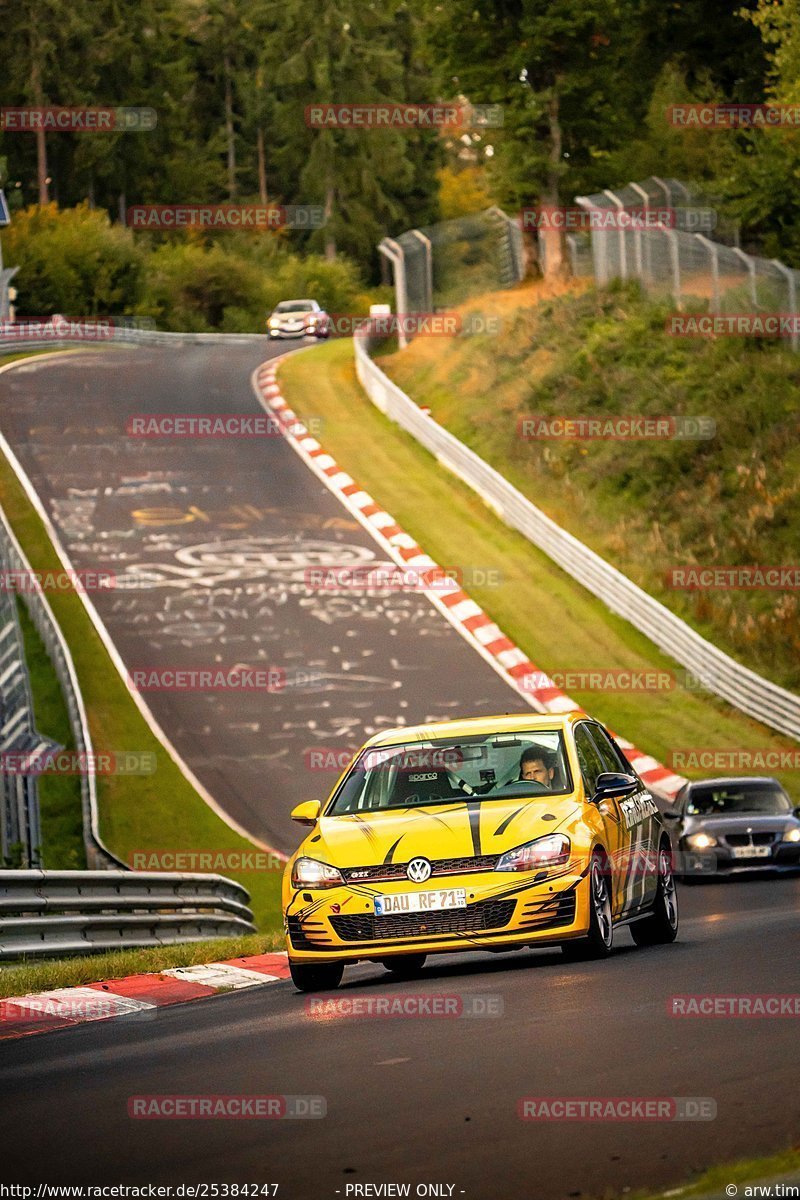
574 725 606 797
587 724 631 777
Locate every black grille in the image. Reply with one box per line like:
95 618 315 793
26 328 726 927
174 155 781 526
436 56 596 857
724 832 777 847
343 854 498 884
330 898 515 942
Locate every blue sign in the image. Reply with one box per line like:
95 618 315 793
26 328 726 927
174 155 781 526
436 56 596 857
0 191 10 227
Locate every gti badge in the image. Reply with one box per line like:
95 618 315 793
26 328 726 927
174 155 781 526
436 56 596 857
407 857 432 883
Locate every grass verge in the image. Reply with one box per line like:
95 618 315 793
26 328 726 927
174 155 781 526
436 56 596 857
0 933 284 1000
277 338 798 790
633 1147 800 1200
0 355 283 932
16 598 86 869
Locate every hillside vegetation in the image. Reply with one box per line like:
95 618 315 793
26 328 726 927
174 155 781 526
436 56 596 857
381 281 800 692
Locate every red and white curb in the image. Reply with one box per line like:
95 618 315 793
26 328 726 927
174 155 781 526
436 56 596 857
0 952 290 1040
252 357 687 801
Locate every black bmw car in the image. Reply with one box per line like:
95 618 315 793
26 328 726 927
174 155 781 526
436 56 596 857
662 776 800 879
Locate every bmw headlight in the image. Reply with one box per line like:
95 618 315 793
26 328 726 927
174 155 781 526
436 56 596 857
291 857 344 889
782 828 800 843
686 832 718 849
496 833 570 872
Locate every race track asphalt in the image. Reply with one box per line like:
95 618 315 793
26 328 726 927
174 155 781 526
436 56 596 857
0 341 522 852
0 876 797 1198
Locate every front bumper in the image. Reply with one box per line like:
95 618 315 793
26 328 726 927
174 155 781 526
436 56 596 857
284 868 588 963
681 842 800 877
268 325 327 338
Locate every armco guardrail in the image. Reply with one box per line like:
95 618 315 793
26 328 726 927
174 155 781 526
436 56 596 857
0 505 123 869
354 334 800 743
0 870 255 958
0 326 268 354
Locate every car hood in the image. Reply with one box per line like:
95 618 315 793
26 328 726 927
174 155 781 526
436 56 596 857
682 813 799 836
302 797 580 867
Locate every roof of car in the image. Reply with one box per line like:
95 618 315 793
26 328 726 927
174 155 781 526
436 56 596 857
362 710 586 749
685 776 781 788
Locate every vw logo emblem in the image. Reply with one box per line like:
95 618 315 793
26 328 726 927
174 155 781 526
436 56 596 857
407 857 432 883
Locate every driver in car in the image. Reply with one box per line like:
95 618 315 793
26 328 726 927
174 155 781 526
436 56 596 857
519 747 555 789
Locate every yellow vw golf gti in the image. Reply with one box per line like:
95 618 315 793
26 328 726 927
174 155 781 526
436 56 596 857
283 712 678 991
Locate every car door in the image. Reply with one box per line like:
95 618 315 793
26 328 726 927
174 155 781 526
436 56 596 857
589 723 660 914
573 723 629 919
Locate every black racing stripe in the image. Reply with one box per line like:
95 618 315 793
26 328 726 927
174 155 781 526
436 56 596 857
467 800 482 856
384 837 404 864
494 806 527 837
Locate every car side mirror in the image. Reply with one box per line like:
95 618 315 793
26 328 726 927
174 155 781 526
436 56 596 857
591 772 639 803
291 800 321 826
794 806 800 819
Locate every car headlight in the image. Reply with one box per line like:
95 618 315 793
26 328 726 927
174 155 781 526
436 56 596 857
268 317 280 328
782 828 800 843
291 857 344 889
686 832 718 849
496 833 570 872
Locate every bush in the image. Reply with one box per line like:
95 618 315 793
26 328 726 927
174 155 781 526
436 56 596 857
3 204 143 317
4 206 384 331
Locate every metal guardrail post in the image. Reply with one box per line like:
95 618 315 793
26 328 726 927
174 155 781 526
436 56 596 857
770 259 799 352
696 235 720 312
650 175 672 207
629 182 651 283
732 247 758 306
665 228 682 308
603 189 627 280
378 237 409 349
575 196 608 284
408 229 433 314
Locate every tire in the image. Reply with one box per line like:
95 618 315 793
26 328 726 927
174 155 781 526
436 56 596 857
561 852 614 961
380 953 427 979
630 842 679 946
289 960 344 993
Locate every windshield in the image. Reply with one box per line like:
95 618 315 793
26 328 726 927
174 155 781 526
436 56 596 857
327 730 573 815
686 783 792 817
275 301 314 313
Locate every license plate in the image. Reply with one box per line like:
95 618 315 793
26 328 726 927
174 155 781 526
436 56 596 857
731 845 771 859
374 889 467 916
